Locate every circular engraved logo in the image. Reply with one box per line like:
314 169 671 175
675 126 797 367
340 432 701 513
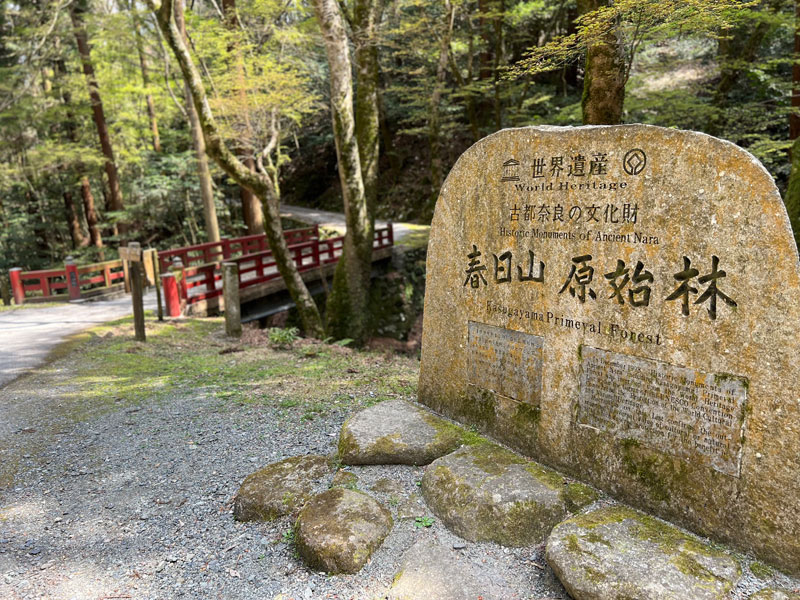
623 149 647 175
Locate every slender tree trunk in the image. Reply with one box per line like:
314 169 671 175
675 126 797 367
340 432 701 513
312 0 375 343
578 0 625 125
174 0 220 244
492 0 504 131
63 189 87 249
134 17 162 152
81 177 105 259
149 0 325 337
791 0 800 140
70 0 126 232
429 0 455 205
221 0 264 235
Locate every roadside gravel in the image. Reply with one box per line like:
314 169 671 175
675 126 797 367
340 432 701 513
0 319 798 600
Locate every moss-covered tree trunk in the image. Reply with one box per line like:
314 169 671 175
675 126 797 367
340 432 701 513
149 0 325 337
578 0 625 125
312 0 379 344
63 189 87 249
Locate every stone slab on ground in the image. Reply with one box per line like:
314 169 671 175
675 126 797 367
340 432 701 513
388 539 513 600
418 124 800 575
546 505 741 600
295 487 393 574
750 589 800 600
338 399 465 466
421 441 597 546
233 454 332 521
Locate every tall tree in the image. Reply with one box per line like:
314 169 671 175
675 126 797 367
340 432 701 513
147 0 325 337
174 0 220 244
133 11 162 153
220 0 264 235
69 0 126 234
312 0 382 343
578 0 625 124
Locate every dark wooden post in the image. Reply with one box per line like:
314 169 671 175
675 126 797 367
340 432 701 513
222 262 242 338
0 272 11 306
121 242 146 342
149 249 164 321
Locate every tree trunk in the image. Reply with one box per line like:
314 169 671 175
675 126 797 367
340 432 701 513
70 0 126 232
134 16 162 152
312 0 375 344
578 0 625 125
221 0 265 235
429 0 455 206
174 0 220 244
63 189 87 249
149 0 325 337
791 0 800 140
786 136 800 253
81 176 104 259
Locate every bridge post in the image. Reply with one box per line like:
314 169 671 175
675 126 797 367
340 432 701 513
9 268 24 305
128 243 146 342
162 272 181 318
65 256 81 301
222 262 242 338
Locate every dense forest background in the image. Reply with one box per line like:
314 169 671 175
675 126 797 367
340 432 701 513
1 0 798 274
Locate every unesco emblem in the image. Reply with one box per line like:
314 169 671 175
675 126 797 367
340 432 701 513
623 149 647 175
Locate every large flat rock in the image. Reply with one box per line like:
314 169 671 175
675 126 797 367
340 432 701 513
750 590 800 600
233 454 331 521
388 539 512 600
546 505 741 600
421 441 597 546
338 399 465 466
295 487 392 574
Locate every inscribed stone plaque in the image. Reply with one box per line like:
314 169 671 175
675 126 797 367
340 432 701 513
577 347 747 477
418 125 800 575
468 321 543 405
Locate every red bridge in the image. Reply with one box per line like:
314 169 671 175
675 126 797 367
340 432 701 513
8 224 394 322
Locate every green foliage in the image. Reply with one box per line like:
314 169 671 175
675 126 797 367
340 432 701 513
414 516 435 528
267 326 300 349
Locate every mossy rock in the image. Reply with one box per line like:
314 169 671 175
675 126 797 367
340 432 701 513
233 454 332 522
295 487 393 574
546 505 741 600
420 442 595 546
330 469 359 489
749 588 800 600
338 399 466 466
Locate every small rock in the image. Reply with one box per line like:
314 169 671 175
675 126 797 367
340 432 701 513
421 442 595 546
338 400 465 466
546 505 741 600
388 539 511 600
233 455 332 522
452 542 466 550
295 488 392 574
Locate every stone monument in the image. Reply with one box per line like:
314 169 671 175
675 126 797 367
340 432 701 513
418 124 800 575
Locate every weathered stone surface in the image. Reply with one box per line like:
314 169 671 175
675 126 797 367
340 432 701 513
338 399 465 465
418 124 800 574
294 487 392 574
750 588 800 600
388 539 512 600
546 505 741 600
421 441 597 546
233 454 331 521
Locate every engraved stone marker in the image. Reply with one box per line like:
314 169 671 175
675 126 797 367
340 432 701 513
418 125 800 575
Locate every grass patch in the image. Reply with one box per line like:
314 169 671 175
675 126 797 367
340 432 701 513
0 301 67 313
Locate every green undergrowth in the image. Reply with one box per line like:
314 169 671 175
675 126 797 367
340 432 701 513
49 316 419 421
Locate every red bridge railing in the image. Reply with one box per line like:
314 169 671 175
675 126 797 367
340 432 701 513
161 223 394 316
9 258 126 304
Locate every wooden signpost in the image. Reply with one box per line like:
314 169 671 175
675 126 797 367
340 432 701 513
121 242 146 342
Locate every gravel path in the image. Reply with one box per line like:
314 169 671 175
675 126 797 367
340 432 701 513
0 292 156 388
1 323 798 600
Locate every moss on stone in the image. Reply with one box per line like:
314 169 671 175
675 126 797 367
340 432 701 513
467 441 526 475
750 561 775 580
524 461 565 490
582 565 608 583
562 482 600 513
582 531 612 547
